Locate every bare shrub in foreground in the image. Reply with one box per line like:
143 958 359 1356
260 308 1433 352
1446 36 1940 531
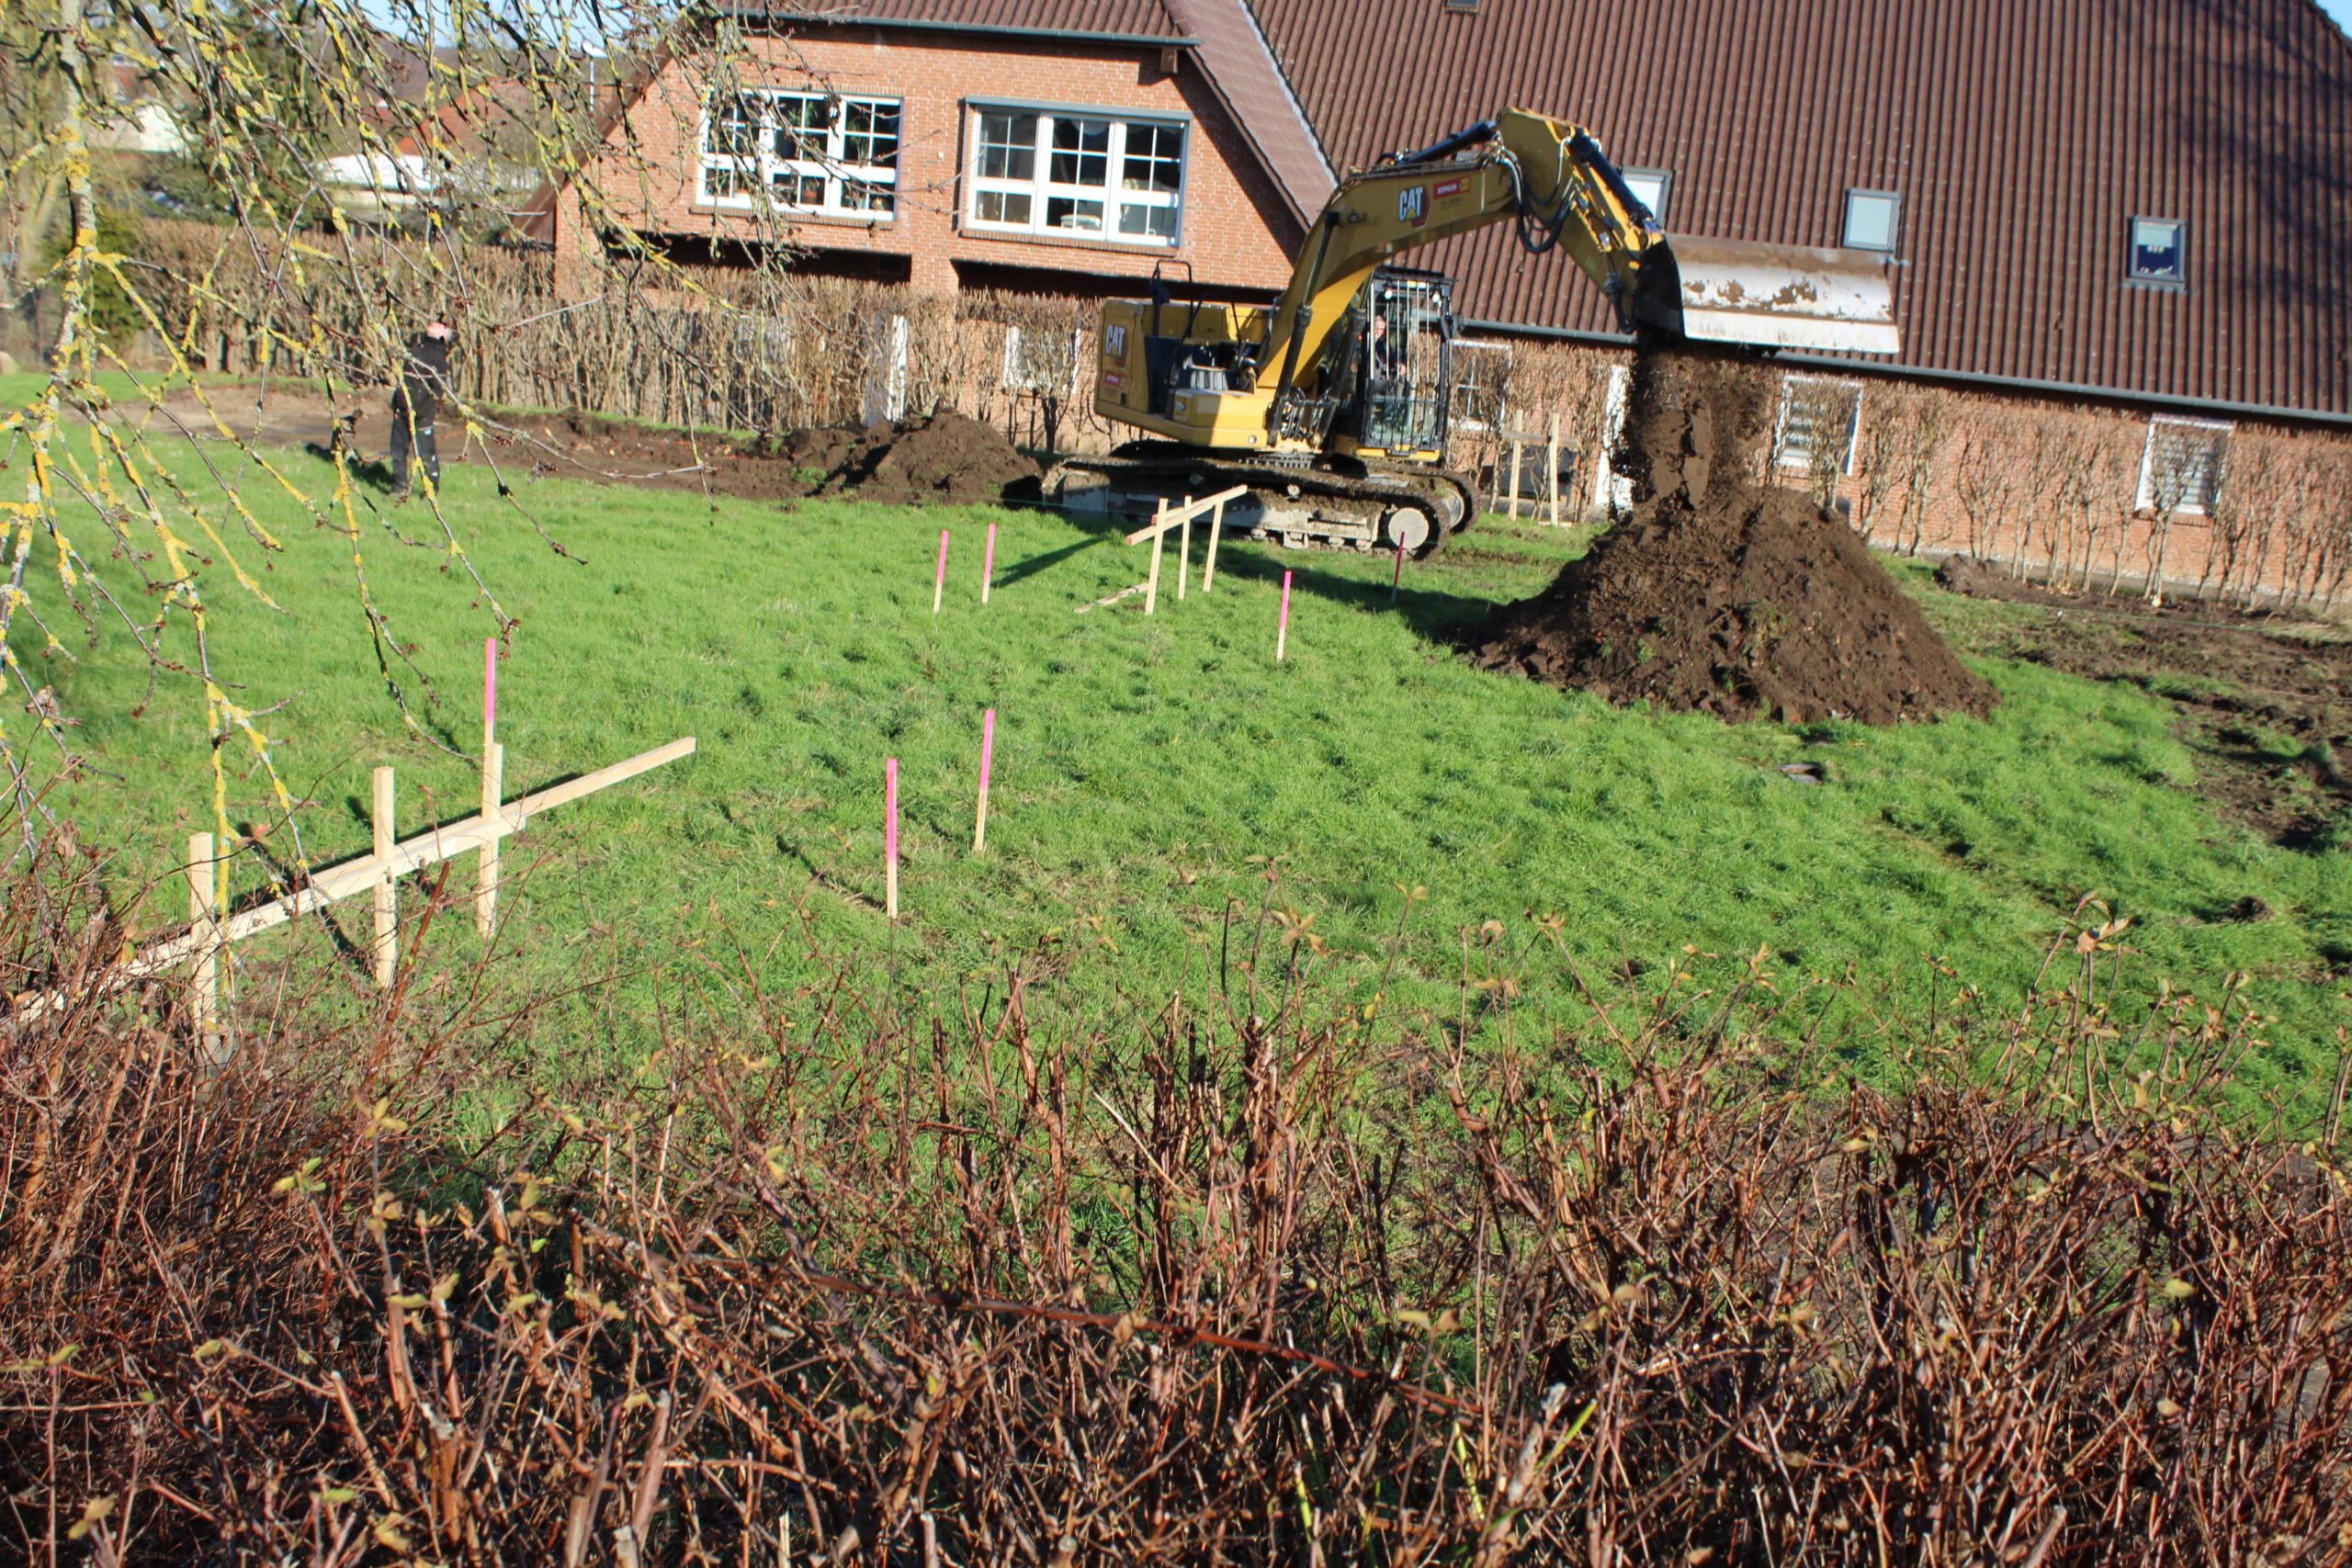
3 849 2349 1565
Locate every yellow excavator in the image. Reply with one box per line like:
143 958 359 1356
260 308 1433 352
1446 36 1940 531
1041 108 1901 553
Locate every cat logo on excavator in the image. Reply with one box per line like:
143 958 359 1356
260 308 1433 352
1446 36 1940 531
1398 185 1428 227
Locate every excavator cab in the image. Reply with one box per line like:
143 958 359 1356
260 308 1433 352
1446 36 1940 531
1334 269 1454 462
1275 268 1456 460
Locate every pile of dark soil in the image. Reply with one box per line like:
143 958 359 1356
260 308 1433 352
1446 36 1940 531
732 424 866 479
1468 343 1996 726
494 409 1037 506
797 410 1041 505
1926 565 2352 847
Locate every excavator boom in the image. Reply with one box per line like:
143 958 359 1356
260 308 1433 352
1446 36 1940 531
1261 108 1898 390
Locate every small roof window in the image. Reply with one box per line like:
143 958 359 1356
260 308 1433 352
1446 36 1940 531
1621 167 1672 225
2131 217 2186 285
1842 188 1901 252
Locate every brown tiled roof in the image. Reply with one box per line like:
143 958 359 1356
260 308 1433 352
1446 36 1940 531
1160 0 1333 226
760 0 1188 41
1250 0 2352 420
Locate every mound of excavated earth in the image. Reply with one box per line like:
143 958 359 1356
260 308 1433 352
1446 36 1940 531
491 408 1038 505
1466 343 1996 726
798 410 1040 505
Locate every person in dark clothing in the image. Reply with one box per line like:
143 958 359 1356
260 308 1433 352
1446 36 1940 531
390 320 452 500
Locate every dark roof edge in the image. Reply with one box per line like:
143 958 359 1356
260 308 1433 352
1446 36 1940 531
749 12 1196 47
1234 0 1331 183
1457 318 2352 430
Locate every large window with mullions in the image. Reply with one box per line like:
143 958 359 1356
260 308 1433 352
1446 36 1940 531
700 89 899 218
967 103 1185 245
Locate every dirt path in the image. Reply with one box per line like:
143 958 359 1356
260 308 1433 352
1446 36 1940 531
1935 557 2351 848
116 388 1037 506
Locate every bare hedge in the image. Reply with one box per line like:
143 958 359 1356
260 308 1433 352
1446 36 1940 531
4 842 2349 1564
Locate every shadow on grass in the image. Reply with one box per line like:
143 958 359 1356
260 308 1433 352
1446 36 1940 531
1205 546 1504 644
1013 499 1512 641
305 440 398 494
230 828 373 975
995 536 1105 589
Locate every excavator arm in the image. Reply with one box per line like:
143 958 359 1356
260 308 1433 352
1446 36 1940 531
1258 110 1653 395
1253 108 1898 404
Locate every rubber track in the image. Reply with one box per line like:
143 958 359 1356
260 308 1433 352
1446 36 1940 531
1045 446 1479 558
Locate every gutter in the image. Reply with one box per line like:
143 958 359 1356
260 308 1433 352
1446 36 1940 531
738 9 1197 49
1457 317 2352 431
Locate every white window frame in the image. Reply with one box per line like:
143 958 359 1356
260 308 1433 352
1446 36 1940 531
1595 364 1633 511
1001 324 1092 397
1843 188 1901 252
699 88 900 220
2135 415 2231 513
1620 167 1672 226
966 101 1187 247
2129 216 2187 286
1773 373 1863 476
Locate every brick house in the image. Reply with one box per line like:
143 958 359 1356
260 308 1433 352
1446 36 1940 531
544 0 2352 604
545 0 1329 301
1245 0 2352 601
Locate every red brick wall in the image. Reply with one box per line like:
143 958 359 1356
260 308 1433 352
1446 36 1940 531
1824 387 2350 609
1476 336 2350 610
560 28 1305 298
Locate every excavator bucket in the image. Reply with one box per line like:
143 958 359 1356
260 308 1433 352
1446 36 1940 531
1636 236 1901 355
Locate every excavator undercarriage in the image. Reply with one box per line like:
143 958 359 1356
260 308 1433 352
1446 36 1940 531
1047 445 1476 556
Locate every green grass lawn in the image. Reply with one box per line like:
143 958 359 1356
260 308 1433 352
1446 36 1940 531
11 434 2349 1111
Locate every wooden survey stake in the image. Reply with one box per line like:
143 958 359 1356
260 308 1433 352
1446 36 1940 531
372 767 397 987
188 834 219 1038
885 757 900 919
972 709 996 853
1145 502 1166 615
1202 496 1226 592
476 742 504 935
1177 495 1192 600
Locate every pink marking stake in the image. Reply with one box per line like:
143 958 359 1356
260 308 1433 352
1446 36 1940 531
933 528 951 615
981 522 998 604
1275 570 1294 662
483 637 498 746
884 757 899 919
972 708 996 853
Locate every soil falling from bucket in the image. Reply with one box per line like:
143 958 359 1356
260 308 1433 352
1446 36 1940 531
1467 342 1996 726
